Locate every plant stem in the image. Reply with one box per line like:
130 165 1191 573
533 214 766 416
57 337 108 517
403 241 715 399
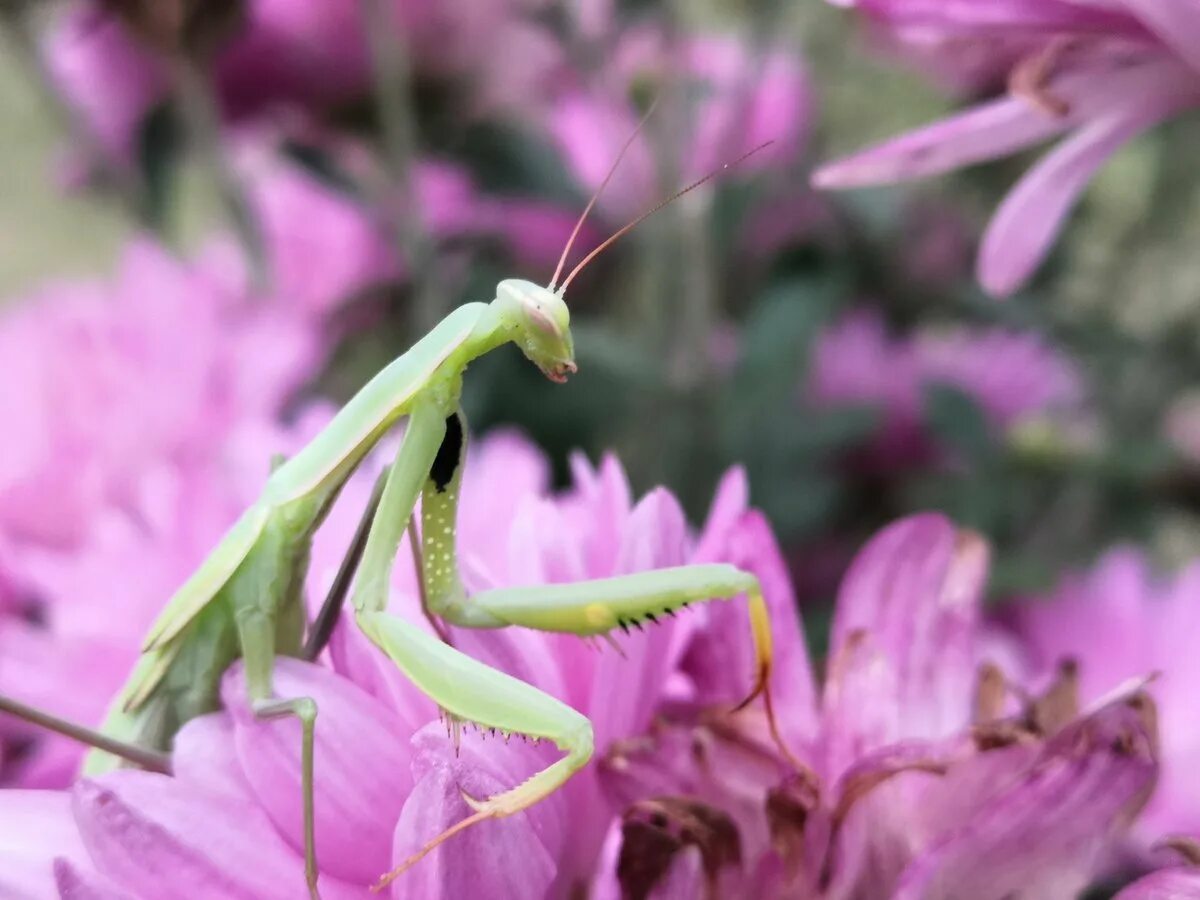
171 52 267 289
359 0 441 332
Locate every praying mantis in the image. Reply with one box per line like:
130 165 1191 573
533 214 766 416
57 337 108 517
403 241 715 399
0 126 787 899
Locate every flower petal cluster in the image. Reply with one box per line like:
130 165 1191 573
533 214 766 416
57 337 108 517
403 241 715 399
1011 549 1200 840
548 26 811 222
807 310 1084 464
592 514 1159 899
45 0 561 172
1 422 802 896
815 0 1200 295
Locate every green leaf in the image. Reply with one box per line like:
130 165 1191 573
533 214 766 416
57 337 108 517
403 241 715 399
922 383 996 462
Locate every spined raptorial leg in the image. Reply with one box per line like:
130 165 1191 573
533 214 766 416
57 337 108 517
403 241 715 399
356 610 593 891
456 564 793 759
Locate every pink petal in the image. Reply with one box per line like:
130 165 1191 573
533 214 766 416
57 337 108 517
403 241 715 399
692 466 749 562
172 714 253 801
979 102 1183 296
812 93 1075 188
54 858 135 899
252 163 398 316
825 514 988 762
587 488 692 747
221 658 414 884
565 451 633 577
326 616 441 734
1117 0 1200 73
72 773 363 899
391 725 563 899
812 62 1187 189
893 699 1157 899
685 509 820 745
859 0 1150 36
1115 866 1200 899
0 791 91 898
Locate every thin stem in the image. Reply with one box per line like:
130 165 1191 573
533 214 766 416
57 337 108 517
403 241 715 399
171 53 267 289
0 694 172 774
359 0 441 330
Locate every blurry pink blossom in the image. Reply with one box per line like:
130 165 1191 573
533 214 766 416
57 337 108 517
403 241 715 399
237 157 400 316
0 433 806 897
0 240 314 550
1010 549 1200 841
549 27 811 221
814 0 1200 295
0 237 320 785
1165 390 1200 466
1117 845 1200 899
591 514 1159 898
45 0 561 173
807 309 1084 465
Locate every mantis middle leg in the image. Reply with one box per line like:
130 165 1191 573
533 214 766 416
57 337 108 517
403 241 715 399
235 611 321 900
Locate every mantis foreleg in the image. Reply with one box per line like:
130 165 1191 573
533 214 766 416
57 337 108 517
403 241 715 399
357 612 593 891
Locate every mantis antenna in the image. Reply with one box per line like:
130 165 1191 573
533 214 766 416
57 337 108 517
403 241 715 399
549 97 661 291
558 139 776 293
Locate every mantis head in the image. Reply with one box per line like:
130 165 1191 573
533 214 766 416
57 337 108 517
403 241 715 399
496 279 576 383
496 99 771 386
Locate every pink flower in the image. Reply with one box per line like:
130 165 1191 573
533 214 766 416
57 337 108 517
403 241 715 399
44 0 561 173
0 239 313 550
43 7 166 171
814 0 1200 296
1117 844 1200 899
0 226 377 785
807 309 1084 465
591 514 1160 898
1009 549 1200 841
548 27 811 222
0 426 804 896
237 156 400 316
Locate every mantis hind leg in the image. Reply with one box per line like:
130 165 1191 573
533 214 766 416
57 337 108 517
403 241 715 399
0 693 171 774
355 610 593 890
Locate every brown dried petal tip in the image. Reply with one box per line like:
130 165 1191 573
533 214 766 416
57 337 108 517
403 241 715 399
617 797 742 900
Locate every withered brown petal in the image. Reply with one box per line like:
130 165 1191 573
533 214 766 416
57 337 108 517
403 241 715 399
617 797 742 900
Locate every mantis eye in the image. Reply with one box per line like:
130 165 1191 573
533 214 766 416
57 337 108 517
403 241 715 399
526 302 560 336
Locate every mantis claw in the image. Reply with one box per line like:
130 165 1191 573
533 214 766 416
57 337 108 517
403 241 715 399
459 786 488 813
372 808 496 892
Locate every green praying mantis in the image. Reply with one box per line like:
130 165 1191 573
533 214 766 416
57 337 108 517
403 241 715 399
0 126 790 898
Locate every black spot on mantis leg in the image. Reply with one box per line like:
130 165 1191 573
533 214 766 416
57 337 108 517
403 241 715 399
429 413 463 493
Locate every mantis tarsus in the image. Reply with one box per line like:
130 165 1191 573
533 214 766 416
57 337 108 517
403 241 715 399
0 126 788 898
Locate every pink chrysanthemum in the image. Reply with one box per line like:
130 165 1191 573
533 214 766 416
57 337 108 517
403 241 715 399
590 514 1160 899
1 426 803 897
1010 549 1200 841
548 26 811 222
807 310 1084 465
814 0 1200 296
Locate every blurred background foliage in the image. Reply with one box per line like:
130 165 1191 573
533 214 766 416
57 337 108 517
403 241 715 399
4 0 1200 642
